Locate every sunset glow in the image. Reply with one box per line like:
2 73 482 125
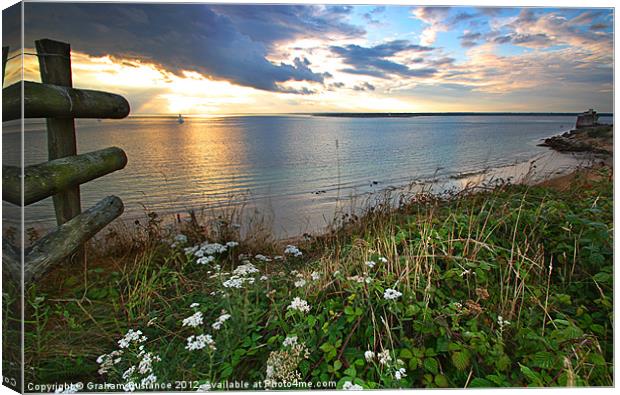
3 3 613 115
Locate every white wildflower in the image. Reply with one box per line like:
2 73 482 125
287 297 311 313
284 245 303 257
383 288 402 300
138 352 160 374
233 263 259 276
182 311 204 328
378 349 392 365
395 367 407 380
311 271 320 281
123 381 137 392
260 275 268 281
255 254 270 261
117 329 146 349
190 303 200 308
226 241 239 248
212 312 231 330
141 373 157 387
342 381 363 390
197 256 215 265
294 279 307 288
274 255 283 260
497 315 510 328
222 276 244 289
365 261 376 268
185 334 216 351
122 366 136 380
378 257 388 263
96 350 123 375
282 335 298 347
364 350 375 362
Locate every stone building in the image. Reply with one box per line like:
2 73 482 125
576 109 598 129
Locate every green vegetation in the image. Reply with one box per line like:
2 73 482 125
22 168 613 390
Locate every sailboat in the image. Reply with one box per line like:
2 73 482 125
177 114 185 124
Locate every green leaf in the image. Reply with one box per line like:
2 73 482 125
320 342 334 353
469 378 493 388
451 350 471 371
519 364 543 386
399 349 413 359
434 374 449 388
531 351 555 369
424 357 439 374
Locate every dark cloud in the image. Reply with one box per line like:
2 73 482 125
589 23 610 31
429 57 455 66
451 12 477 24
458 31 482 47
210 4 363 46
363 5 387 25
353 82 375 91
23 3 361 93
330 40 435 79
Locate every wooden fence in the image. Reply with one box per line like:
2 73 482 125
2 39 130 285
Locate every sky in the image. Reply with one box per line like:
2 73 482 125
2 2 614 115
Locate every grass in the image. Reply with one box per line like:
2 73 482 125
14 166 614 390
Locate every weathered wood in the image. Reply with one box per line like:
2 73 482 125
2 46 8 85
3 147 128 206
2 81 130 121
23 195 124 284
2 238 21 285
36 38 82 225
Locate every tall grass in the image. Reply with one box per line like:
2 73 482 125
21 166 613 390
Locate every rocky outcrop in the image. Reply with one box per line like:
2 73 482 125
538 124 613 156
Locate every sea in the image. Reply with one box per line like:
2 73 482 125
2 114 613 238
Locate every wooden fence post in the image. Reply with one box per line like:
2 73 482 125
35 39 82 224
36 39 83 263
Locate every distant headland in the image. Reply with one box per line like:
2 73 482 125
312 112 614 118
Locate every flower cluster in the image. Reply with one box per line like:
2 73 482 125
186 334 216 351
284 245 303 257
118 329 147 349
185 240 238 265
342 381 363 390
287 297 311 313
383 288 402 300
378 349 392 365
182 312 204 328
282 335 298 347
97 329 161 392
222 262 260 289
265 342 310 386
212 311 231 331
181 306 220 354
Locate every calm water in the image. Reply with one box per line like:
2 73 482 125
2 115 611 237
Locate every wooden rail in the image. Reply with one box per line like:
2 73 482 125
23 196 124 284
3 147 127 206
3 81 130 121
2 39 130 285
